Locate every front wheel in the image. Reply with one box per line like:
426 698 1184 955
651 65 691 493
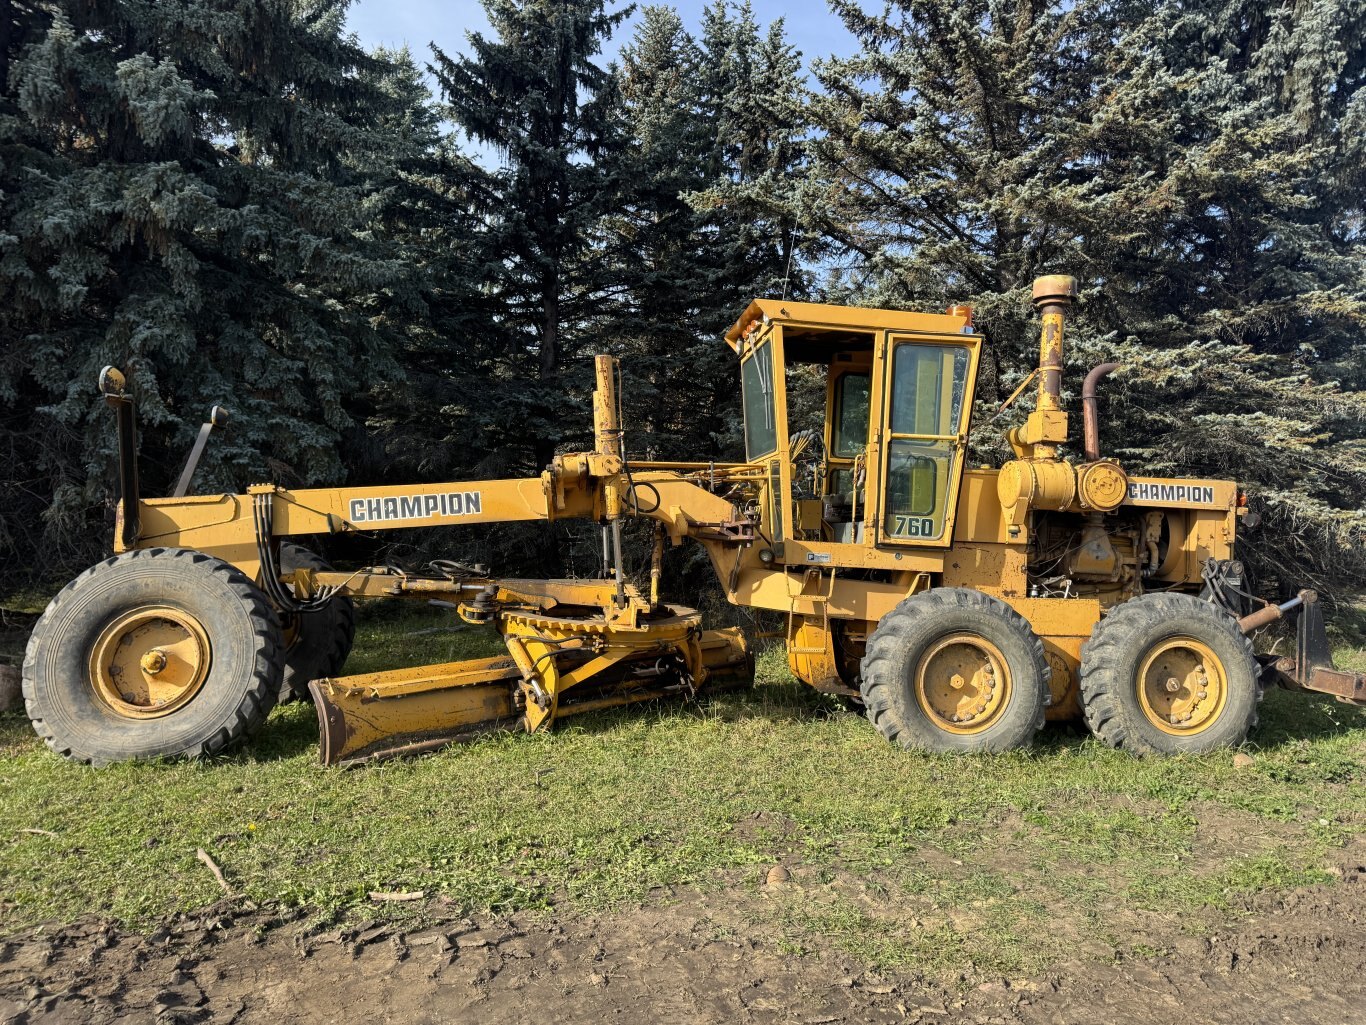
859 589 1050 753
1079 593 1259 755
22 548 284 765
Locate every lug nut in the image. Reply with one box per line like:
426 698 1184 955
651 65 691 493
1165 677 1180 693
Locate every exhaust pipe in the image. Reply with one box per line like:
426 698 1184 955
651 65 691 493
1030 276 1078 412
1082 362 1121 462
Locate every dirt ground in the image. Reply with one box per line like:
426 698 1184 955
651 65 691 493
3 843 1364 1025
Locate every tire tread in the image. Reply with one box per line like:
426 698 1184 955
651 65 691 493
858 588 1048 753
21 547 283 765
1079 593 1258 756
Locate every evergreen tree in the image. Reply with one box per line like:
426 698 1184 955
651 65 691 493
810 0 1120 405
1076 0 1366 589
813 0 1366 591
689 0 811 315
430 0 630 473
0 0 422 578
596 2 812 600
608 6 717 461
606 2 812 467
352 46 494 486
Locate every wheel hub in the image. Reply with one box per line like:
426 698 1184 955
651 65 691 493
914 633 1012 734
1137 637 1227 735
89 606 212 719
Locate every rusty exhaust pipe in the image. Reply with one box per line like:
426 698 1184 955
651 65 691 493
1030 276 1078 410
1082 362 1121 462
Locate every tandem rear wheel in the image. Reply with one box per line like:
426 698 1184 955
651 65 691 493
859 588 1050 753
22 548 284 765
1079 593 1260 755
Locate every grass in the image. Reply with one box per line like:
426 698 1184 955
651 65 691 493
1 602 1364 981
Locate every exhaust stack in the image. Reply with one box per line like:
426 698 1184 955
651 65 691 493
1006 275 1078 461
1032 274 1077 416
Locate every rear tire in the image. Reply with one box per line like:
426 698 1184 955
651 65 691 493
22 548 283 765
277 544 356 703
859 589 1049 753
1079 593 1259 755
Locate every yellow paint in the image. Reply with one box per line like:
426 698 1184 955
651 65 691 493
95 274 1252 758
89 606 211 719
1137 637 1229 735
914 633 1011 734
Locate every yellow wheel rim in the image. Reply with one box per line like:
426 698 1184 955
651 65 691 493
89 606 212 719
1137 636 1228 736
914 633 1012 735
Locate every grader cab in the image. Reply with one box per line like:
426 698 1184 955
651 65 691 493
20 277 1364 767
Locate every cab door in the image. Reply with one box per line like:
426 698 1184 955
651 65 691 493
874 334 981 548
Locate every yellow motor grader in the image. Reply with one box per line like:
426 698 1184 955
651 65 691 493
21 276 1363 766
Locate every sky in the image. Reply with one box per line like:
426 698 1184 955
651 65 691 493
344 0 860 75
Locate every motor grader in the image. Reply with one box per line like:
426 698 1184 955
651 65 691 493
21 276 1364 766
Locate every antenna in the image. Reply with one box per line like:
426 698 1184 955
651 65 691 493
780 219 800 300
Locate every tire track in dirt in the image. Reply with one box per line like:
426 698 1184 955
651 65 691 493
2 851 1364 1025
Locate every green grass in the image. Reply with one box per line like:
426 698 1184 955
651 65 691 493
1 603 1364 981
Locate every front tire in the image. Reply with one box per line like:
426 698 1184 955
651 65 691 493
22 548 284 765
859 589 1049 753
1079 593 1259 756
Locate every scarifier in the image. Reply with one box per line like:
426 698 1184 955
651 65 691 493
21 277 1363 766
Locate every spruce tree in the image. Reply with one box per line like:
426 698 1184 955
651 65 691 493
813 0 1366 591
608 6 714 461
690 0 811 314
430 0 630 473
1076 0 1366 589
606 1 812 466
811 0 1119 401
0 0 423 579
352 45 494 486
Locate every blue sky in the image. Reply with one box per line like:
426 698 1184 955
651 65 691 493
344 0 859 74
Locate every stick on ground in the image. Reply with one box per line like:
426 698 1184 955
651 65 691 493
368 890 425 903
196 848 234 896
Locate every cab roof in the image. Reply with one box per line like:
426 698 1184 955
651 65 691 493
723 298 973 352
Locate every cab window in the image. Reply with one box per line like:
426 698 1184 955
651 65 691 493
883 344 971 542
831 373 870 458
741 334 778 459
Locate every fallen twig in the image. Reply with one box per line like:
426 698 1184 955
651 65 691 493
368 890 425 903
196 848 234 896
21 828 58 838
